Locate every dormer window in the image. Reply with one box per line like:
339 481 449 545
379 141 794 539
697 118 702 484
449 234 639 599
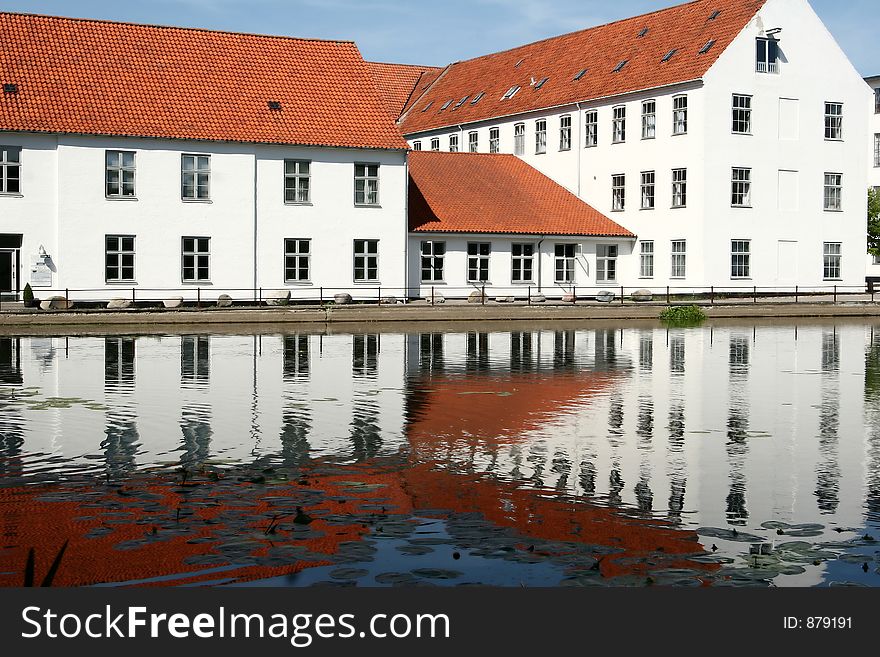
756 37 779 73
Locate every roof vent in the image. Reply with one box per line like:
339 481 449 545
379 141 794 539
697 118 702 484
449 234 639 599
3 83 18 94
267 100 282 110
638 27 649 38
709 10 721 20
662 49 678 63
699 39 716 54
533 77 549 90
574 69 588 81
470 92 485 104
613 60 628 73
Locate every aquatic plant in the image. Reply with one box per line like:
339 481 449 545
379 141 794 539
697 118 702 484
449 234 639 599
659 305 707 325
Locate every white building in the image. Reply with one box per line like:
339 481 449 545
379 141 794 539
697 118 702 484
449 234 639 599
0 13 409 303
394 0 872 292
865 75 880 280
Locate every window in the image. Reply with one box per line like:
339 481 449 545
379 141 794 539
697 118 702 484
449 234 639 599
662 49 677 63
875 88 880 114
471 92 485 105
502 85 520 100
534 77 549 90
641 100 656 139
105 150 135 198
413 141 422 151
182 237 210 282
824 102 843 139
535 119 547 154
449 134 459 152
640 241 654 278
640 171 655 209
453 95 469 109
0 145 21 194
559 115 572 151
731 168 752 207
585 110 598 147
756 37 779 73
731 240 751 278
824 173 842 211
430 138 440 151
875 134 880 167
489 128 500 153
105 235 135 282
699 40 716 54
612 106 626 143
181 154 210 200
732 94 752 134
467 242 491 282
554 244 575 283
612 174 625 211
672 168 687 207
613 60 628 73
284 238 310 282
596 245 618 283
354 163 379 205
673 95 688 135
823 242 841 280
514 123 525 155
420 240 445 282
511 243 535 283
468 131 479 152
353 239 379 281
440 99 453 110
671 240 687 278
574 69 588 81
284 159 310 203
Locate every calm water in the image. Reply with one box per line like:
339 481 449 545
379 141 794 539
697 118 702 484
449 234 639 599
1 320 879 587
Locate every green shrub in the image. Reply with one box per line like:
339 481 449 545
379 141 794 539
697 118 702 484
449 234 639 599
659 304 707 325
22 283 34 307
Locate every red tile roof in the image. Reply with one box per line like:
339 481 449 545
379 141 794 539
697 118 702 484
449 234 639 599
409 151 634 237
399 0 767 134
0 12 409 150
368 61 443 118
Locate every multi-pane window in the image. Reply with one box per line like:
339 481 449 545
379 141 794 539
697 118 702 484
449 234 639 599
612 106 626 143
559 115 572 150
612 174 626 211
535 119 547 154
584 110 598 147
673 95 688 135
554 244 575 283
731 240 751 278
514 123 525 155
181 154 210 200
353 239 379 281
430 138 440 151
284 238 310 282
731 168 752 207
824 102 843 140
105 150 135 197
354 163 379 205
756 37 779 73
640 171 655 209
824 173 842 211
0 145 20 194
420 240 445 282
732 94 752 134
875 134 880 167
489 128 500 153
467 242 491 282
823 242 842 280
181 237 210 282
875 88 880 114
468 131 479 153
511 243 534 283
672 168 687 207
640 241 654 278
105 235 135 282
449 134 459 152
284 160 310 203
641 100 656 139
596 245 618 283
671 240 687 278
413 141 422 151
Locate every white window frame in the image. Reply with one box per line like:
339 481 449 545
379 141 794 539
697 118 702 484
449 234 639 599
105 150 136 198
430 138 440 151
823 242 841 280
732 94 752 134
449 134 459 152
0 145 21 195
554 243 575 283
489 127 500 153
612 174 625 211
673 95 688 135
535 119 547 154
412 141 422 151
420 240 445 282
559 115 572 151
672 168 687 208
756 37 779 74
584 110 598 147
284 159 311 204
824 102 843 140
596 244 618 284
731 167 752 207
640 171 655 210
641 100 656 139
353 239 379 282
671 240 687 278
181 154 210 201
105 235 135 283
612 106 626 143
354 163 380 206
731 239 751 279
511 242 535 283
467 242 491 283
468 131 479 153
875 134 880 167
284 238 311 283
824 172 842 211
513 123 525 155
640 241 654 278
181 236 210 283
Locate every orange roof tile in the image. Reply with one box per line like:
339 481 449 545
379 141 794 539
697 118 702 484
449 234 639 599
0 12 409 150
409 151 634 237
368 61 443 118
399 0 766 134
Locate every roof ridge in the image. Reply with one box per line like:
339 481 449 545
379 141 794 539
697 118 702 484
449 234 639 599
0 11 355 45
370 61 443 71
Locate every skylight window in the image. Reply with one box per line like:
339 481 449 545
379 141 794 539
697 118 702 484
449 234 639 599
534 77 549 90
440 99 453 110
699 40 716 54
267 100 282 110
2 83 18 94
514 59 524 68
421 101 433 112
471 92 485 104
453 95 470 109
613 60 628 73
662 49 678 63
638 27 649 38
709 10 721 20
502 85 521 100
574 69 588 81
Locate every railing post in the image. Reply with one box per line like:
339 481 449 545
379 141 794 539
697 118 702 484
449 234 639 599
197 287 201 309
319 287 323 305
666 286 670 305
710 286 714 305
527 286 531 306
753 286 757 303
833 285 837 304
65 288 69 305
431 286 435 305
378 286 381 305
481 283 486 305
795 285 798 304
620 286 624 304
572 286 577 303
258 287 262 306
132 287 136 305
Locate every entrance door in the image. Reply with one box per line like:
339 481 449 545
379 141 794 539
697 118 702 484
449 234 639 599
0 250 16 296
777 240 798 285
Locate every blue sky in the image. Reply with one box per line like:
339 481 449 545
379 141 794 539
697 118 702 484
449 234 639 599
2 0 878 75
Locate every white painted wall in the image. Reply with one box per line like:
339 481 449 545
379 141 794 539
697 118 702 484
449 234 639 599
865 76 880 279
